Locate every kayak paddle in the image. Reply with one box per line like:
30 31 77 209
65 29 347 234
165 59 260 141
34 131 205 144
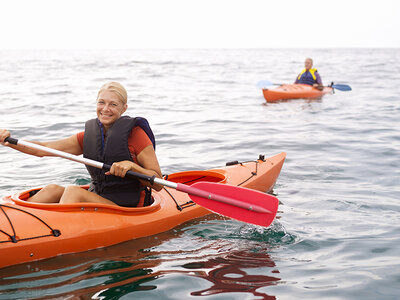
4 137 278 227
256 80 277 88
256 80 352 91
328 83 352 91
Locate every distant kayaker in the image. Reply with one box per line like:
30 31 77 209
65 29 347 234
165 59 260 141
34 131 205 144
0 82 162 207
295 58 323 89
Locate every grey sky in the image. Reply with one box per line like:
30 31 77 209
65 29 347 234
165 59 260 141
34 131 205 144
1 0 399 49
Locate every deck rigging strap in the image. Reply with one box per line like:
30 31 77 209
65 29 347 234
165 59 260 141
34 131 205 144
0 204 61 244
237 160 259 186
163 187 196 211
162 175 209 211
226 156 265 187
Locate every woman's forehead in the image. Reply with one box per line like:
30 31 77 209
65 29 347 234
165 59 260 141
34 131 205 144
98 90 121 101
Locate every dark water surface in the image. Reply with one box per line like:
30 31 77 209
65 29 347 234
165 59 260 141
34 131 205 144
0 49 399 299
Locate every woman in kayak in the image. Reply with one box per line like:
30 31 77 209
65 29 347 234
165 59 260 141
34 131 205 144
0 82 162 207
295 58 323 89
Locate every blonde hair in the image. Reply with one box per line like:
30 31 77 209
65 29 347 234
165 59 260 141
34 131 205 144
97 82 128 105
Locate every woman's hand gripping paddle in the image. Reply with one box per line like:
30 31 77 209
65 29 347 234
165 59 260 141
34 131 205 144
4 137 278 227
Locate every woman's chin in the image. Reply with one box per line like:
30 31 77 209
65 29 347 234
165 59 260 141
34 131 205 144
98 116 116 125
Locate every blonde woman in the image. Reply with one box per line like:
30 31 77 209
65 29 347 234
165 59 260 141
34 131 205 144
0 82 162 207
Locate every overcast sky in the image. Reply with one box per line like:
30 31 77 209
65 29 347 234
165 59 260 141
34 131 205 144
1 0 399 49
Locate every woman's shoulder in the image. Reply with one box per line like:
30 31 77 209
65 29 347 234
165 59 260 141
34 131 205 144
76 131 84 149
128 127 152 155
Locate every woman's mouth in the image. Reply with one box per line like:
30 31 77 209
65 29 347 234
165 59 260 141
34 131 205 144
100 112 113 119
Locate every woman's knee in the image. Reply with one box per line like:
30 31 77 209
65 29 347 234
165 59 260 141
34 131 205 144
44 184 64 193
28 184 64 203
59 186 116 206
59 185 86 204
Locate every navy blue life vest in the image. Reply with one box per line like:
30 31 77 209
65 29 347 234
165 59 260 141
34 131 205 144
297 68 318 86
83 116 155 207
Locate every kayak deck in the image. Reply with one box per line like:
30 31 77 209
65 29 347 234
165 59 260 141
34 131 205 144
0 153 285 269
262 84 333 102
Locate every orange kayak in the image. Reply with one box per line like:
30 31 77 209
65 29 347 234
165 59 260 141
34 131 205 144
262 84 333 102
0 152 285 269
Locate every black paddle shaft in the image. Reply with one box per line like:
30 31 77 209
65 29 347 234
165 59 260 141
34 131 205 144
5 137 156 185
102 163 156 185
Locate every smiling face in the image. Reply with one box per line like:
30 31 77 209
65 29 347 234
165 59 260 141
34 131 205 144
96 90 127 130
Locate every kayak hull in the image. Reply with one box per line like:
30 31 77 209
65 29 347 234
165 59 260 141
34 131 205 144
0 153 285 269
262 84 333 102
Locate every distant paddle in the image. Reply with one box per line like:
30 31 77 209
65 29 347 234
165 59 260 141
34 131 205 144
256 80 277 88
4 137 278 227
328 83 352 91
256 80 352 91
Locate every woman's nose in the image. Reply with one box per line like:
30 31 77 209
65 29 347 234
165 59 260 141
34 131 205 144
102 104 111 110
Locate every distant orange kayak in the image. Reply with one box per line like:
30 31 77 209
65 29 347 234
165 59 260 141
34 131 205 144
262 84 333 102
0 152 285 269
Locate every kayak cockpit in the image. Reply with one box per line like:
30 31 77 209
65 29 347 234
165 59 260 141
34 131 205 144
5 170 227 213
7 186 162 213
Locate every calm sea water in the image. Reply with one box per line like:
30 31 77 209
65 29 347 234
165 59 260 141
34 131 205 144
0 49 399 299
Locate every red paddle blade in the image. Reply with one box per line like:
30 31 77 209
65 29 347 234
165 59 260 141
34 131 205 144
188 182 278 227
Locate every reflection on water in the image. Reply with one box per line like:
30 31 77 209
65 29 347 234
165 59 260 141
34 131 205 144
185 250 279 299
0 217 286 299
